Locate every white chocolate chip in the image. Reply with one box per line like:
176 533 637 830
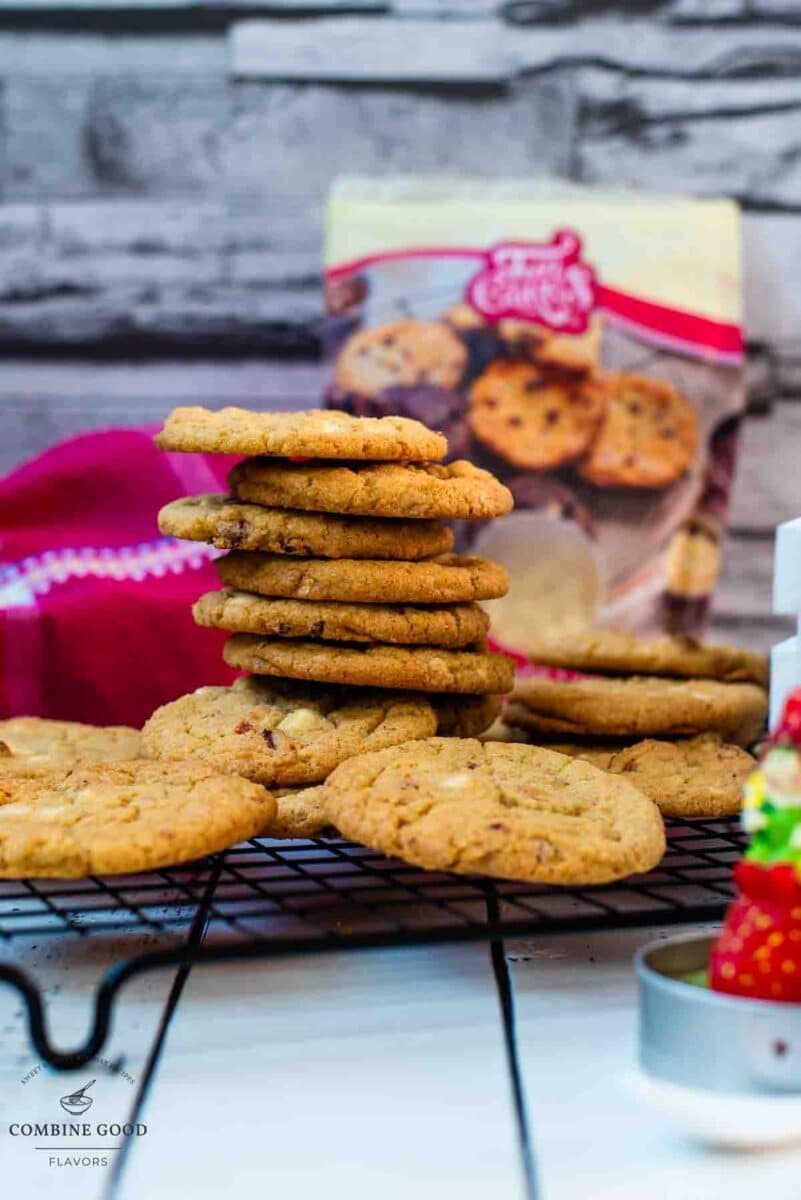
437 772 474 791
277 707 329 736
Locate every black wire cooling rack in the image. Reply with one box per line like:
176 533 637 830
0 817 744 1070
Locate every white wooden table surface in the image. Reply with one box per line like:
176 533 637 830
3 916 801 1199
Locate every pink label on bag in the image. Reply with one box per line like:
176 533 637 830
466 231 597 331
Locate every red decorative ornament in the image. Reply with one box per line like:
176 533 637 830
772 691 801 747
710 861 801 1002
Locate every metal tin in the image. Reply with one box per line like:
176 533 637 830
637 932 801 1094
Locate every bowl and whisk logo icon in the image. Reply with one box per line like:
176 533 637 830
59 1079 95 1116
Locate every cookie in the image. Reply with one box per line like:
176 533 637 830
507 676 768 747
229 459 513 521
217 553 509 605
334 320 467 397
223 635 515 695
155 406 446 462
0 760 273 879
524 629 768 688
194 589 490 649
0 717 141 764
468 360 607 470
142 677 437 786
578 373 699 489
263 786 336 840
322 738 665 885
665 521 722 600
159 494 453 561
443 302 487 332
495 729 755 821
432 694 502 738
603 735 755 820
499 314 603 374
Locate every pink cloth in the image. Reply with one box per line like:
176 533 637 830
0 427 239 728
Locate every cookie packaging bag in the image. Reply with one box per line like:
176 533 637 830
323 179 744 654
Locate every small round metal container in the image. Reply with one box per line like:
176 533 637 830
637 932 801 1094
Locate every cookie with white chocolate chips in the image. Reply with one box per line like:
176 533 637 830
142 676 437 786
323 737 665 885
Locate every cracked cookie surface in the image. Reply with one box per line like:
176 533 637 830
488 729 755 819
229 459 513 521
142 676 437 785
224 635 515 695
322 737 665 884
217 552 509 605
155 406 446 461
0 760 274 878
193 588 489 648
159 494 453 560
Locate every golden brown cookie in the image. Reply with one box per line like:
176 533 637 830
524 629 768 688
263 786 336 839
0 760 273 879
154 406 446 462
432 694 502 737
507 676 767 747
217 553 509 605
334 320 467 396
536 316 604 373
488 728 754 819
666 521 722 599
158 494 452 560
194 588 490 649
604 734 755 819
142 677 437 786
229 459 513 521
578 373 699 489
322 737 665 885
223 635 515 695
443 302 487 332
498 314 603 373
0 717 141 763
468 360 607 470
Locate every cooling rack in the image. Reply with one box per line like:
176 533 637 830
0 817 744 1069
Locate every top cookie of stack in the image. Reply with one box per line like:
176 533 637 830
147 407 515 820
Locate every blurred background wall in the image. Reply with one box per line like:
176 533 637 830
2 0 801 650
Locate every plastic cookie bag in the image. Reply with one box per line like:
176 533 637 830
323 178 744 649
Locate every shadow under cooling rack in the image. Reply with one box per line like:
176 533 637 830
0 818 744 1069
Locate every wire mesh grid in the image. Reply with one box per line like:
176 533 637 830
0 817 744 1068
0 817 744 948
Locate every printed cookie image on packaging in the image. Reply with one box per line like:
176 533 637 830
323 179 744 651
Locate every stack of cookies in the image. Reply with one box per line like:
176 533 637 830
491 629 769 822
143 406 516 836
